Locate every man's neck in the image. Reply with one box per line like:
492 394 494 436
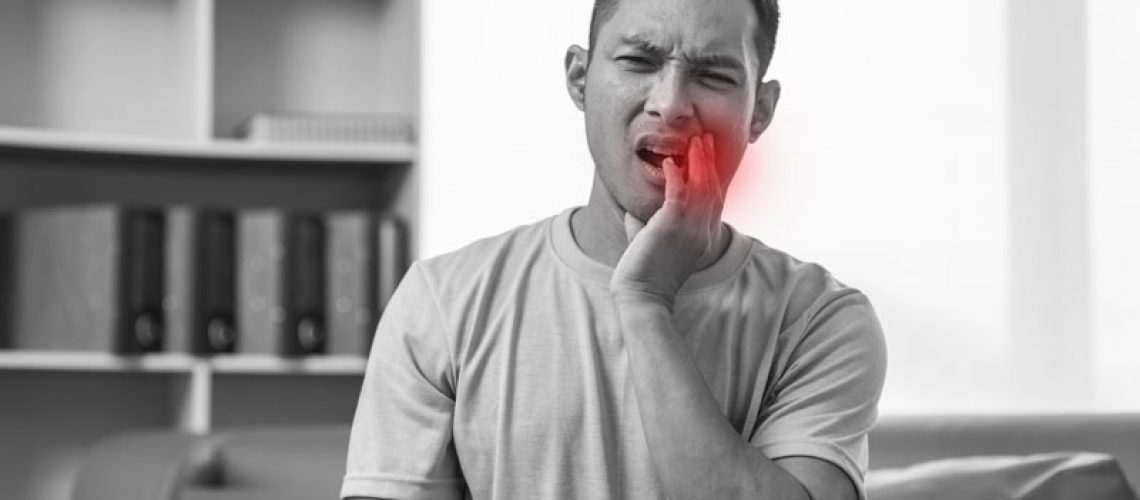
570 174 731 272
570 177 630 268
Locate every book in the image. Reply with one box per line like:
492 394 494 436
237 112 415 145
326 211 378 356
238 210 327 356
165 207 237 355
3 204 166 353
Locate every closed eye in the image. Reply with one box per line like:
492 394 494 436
617 55 656 70
700 72 738 86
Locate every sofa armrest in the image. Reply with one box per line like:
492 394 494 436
71 429 217 500
869 413 1140 491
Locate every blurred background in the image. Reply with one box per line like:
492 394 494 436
0 1 1136 500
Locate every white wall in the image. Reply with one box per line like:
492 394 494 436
422 0 594 256
1089 0 1140 409
421 0 1139 413
734 0 1011 414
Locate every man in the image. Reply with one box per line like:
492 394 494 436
341 0 886 498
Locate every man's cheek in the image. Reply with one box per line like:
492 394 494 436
699 109 742 150
703 127 746 182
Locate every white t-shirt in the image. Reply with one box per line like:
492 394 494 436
341 206 887 500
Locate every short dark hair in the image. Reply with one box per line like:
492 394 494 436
587 0 780 78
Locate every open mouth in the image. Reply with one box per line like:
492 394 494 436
636 148 687 170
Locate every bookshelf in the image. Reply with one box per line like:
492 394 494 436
0 0 418 499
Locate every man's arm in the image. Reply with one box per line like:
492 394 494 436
340 262 465 500
612 293 857 500
610 134 859 499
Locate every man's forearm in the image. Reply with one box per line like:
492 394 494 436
612 293 811 500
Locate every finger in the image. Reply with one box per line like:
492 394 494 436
623 211 646 242
687 134 707 195
701 134 726 253
702 133 717 186
662 156 685 205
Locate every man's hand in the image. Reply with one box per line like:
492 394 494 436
610 133 727 307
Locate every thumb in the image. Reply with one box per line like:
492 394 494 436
624 212 645 242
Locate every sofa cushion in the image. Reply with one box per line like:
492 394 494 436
179 488 336 500
72 429 215 500
207 425 349 497
867 452 1138 500
869 413 1140 488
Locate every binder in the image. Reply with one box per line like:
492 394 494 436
123 209 166 353
238 210 283 355
166 207 237 355
5 204 166 353
326 211 378 356
284 212 327 355
238 210 327 356
0 215 12 344
377 213 411 317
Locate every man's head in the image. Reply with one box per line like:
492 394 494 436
565 0 782 223
588 0 780 78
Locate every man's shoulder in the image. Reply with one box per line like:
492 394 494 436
738 234 872 325
735 236 884 378
742 235 848 291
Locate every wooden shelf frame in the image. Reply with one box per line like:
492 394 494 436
0 126 417 164
0 350 367 375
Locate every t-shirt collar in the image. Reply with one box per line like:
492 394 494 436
549 206 752 293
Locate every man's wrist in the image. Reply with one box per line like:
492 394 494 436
610 285 676 313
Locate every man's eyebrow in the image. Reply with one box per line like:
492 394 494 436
684 53 746 72
617 34 745 72
618 34 667 55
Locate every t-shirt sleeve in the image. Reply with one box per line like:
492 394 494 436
750 288 888 500
341 261 466 500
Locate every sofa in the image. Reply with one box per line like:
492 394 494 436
70 414 1140 500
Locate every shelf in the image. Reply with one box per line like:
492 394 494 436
0 350 366 375
0 126 416 164
0 351 196 373
209 354 366 375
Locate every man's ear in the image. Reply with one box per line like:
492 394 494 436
749 79 781 142
565 45 589 111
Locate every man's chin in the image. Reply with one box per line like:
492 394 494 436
621 197 663 225
591 173 662 223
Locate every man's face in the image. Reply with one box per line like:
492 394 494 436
571 0 774 222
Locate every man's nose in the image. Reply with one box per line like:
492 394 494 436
644 67 694 128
